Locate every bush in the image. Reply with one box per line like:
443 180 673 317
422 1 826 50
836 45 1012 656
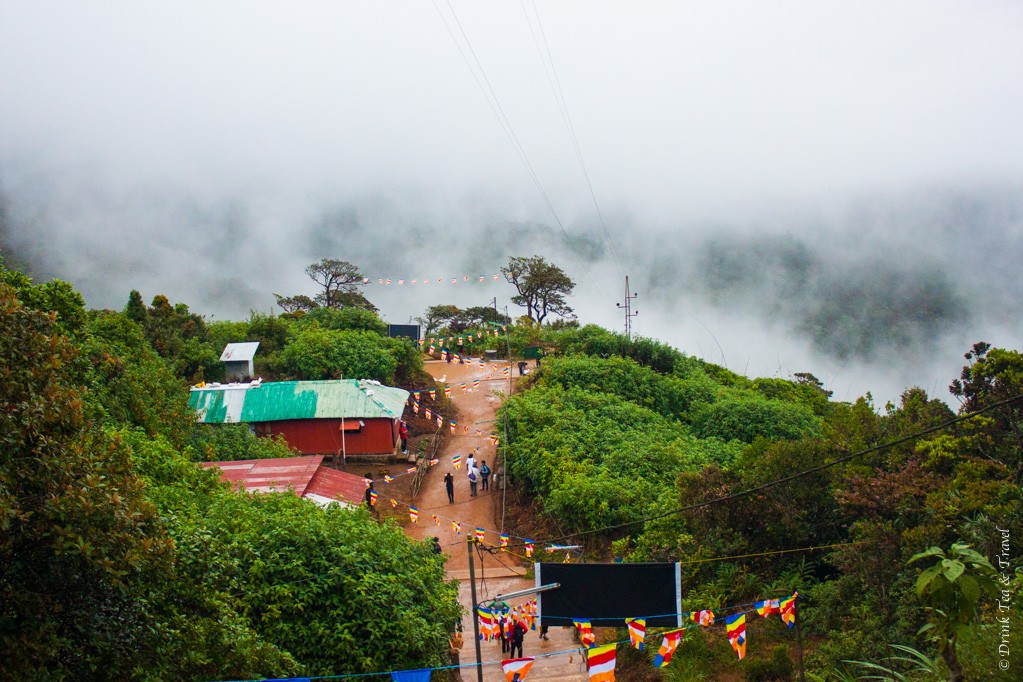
743 645 794 682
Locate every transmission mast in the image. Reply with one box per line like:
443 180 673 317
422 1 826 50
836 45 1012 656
616 275 638 339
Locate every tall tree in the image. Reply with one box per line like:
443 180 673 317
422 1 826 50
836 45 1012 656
501 255 575 324
416 304 462 337
305 259 365 308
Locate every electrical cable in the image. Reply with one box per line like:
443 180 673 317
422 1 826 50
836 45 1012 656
520 0 625 277
429 0 610 299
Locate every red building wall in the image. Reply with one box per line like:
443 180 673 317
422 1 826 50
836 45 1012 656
255 418 398 456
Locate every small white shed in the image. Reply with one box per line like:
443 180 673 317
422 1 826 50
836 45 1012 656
221 342 259 380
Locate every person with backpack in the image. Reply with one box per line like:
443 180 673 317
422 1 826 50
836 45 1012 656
479 460 491 492
510 617 527 658
467 462 479 497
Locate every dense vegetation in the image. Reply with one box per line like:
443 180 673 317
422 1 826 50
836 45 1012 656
499 326 1022 680
0 263 460 680
3 256 1020 681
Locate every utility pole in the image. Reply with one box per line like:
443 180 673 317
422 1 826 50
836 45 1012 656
501 306 510 534
615 275 638 339
468 537 483 682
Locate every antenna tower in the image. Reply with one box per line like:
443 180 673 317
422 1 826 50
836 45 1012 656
616 276 638 339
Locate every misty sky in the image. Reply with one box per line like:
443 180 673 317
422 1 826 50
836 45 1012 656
2 1 1022 404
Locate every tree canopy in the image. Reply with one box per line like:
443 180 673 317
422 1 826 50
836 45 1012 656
501 255 575 324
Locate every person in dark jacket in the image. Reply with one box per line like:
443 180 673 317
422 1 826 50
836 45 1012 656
510 618 527 658
479 460 491 492
444 472 454 503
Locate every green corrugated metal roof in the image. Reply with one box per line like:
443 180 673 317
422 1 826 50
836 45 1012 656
188 380 409 424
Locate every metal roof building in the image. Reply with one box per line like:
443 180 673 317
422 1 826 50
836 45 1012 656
189 380 410 458
200 455 370 508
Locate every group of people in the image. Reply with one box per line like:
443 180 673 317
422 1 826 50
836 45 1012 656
443 454 492 502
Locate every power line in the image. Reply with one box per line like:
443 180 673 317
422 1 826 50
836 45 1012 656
520 0 625 277
429 1 609 299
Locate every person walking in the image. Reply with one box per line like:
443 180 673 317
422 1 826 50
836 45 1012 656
466 452 477 473
468 462 479 497
399 421 409 454
479 460 491 492
444 472 454 503
510 617 527 658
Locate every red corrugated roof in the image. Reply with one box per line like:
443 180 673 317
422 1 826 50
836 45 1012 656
200 455 369 507
306 466 371 507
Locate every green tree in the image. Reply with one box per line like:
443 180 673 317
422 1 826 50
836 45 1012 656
278 327 397 382
908 543 999 682
501 255 575 324
305 258 377 310
417 304 462 337
0 282 176 677
949 342 1023 483
273 293 319 313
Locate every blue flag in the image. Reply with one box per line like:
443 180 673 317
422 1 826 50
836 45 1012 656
391 669 433 682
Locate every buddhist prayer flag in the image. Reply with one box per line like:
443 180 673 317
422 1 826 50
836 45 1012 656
453 454 462 469
409 507 419 523
479 359 485 369
449 421 457 433
490 435 500 446
452 521 461 534
369 490 378 506
468 334 473 342
500 533 509 549
475 528 485 542
502 657 534 682
478 606 495 641
476 428 482 436
390 498 397 508
524 541 534 557
460 382 467 392
413 391 420 401
424 408 432 420
429 390 436 400
652 628 683 668
407 467 417 474
436 415 444 427
625 618 646 650
429 344 435 354
755 599 780 617
503 367 510 377
693 610 715 627
473 379 480 390
494 274 500 280
429 458 439 465
725 612 747 659
432 514 439 524
444 386 451 398
780 593 797 628
586 643 616 682
384 475 393 484
412 402 419 414
574 620 596 648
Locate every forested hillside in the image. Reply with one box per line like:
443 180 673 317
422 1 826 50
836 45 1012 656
0 263 459 680
497 325 1022 680
2 259 1020 681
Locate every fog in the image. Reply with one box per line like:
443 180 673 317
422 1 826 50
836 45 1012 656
3 1 1023 405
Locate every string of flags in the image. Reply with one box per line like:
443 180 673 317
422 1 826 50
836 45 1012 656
247 593 800 682
362 273 502 286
